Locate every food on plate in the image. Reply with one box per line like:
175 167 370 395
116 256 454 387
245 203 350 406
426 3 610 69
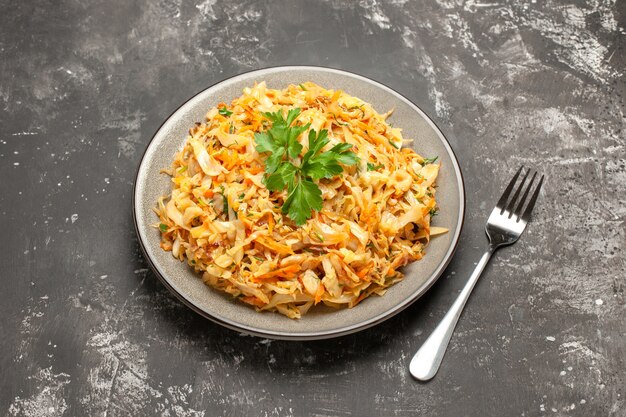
156 81 446 318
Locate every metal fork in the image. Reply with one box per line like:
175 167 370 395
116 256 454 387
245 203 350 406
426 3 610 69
409 167 544 381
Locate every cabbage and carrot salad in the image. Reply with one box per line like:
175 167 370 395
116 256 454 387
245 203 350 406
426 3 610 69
156 81 445 319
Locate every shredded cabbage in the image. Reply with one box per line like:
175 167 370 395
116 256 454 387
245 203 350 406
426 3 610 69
156 81 446 318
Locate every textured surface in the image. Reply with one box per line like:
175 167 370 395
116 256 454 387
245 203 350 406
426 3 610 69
1 0 624 416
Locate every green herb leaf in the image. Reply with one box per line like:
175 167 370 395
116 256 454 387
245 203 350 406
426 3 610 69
268 125 289 146
285 108 301 126
303 156 357 179
253 107 360 225
429 207 439 217
286 123 308 158
254 132 277 153
282 177 323 226
159 223 168 232
219 186 229 216
303 129 329 162
264 147 285 174
367 162 384 171
422 156 439 164
219 107 233 116
299 83 307 91
261 111 284 126
303 156 343 180
301 129 358 180
265 162 298 191
330 112 349 127
329 143 354 153
333 151 360 166
261 108 301 127
256 109 308 163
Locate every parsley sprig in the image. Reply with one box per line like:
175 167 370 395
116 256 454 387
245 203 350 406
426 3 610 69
367 162 384 171
219 107 233 116
254 108 359 225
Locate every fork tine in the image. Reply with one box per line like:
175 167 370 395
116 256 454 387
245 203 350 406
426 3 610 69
514 171 537 219
496 166 523 210
505 168 530 217
521 174 544 223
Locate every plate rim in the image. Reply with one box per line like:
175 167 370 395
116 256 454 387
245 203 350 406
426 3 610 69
133 65 466 340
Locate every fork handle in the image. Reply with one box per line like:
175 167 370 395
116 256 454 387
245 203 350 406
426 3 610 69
409 246 496 381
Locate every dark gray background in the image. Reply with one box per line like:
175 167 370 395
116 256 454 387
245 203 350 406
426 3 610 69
1 1 624 416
